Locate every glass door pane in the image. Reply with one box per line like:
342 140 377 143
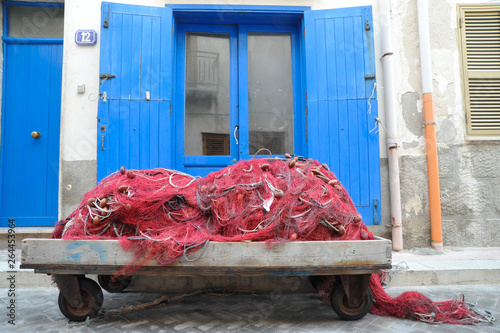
185 33 231 156
247 33 294 155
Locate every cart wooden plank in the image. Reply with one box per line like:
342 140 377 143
21 237 392 276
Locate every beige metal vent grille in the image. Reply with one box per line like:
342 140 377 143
202 133 229 155
460 6 500 136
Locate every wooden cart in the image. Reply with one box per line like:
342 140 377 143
21 237 392 321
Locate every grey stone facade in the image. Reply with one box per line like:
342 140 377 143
61 160 97 219
439 143 500 247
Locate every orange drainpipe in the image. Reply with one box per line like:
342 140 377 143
423 93 443 251
418 0 443 251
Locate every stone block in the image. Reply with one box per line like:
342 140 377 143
458 145 500 179
379 158 391 226
437 146 457 179
442 219 466 247
443 219 500 247
402 216 431 249
493 183 500 214
61 160 97 219
440 181 489 216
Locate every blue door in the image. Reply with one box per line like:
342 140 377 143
97 3 173 180
97 4 380 225
304 6 381 224
0 4 63 227
174 22 303 176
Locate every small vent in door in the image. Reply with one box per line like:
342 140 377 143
202 133 230 155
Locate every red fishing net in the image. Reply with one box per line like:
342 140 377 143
314 274 490 325
51 157 490 325
369 274 489 324
53 158 372 257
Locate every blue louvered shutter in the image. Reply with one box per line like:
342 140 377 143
98 3 173 180
304 6 381 224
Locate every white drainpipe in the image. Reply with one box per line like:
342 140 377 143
380 0 403 251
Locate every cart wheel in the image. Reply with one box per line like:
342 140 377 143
98 275 132 293
330 283 373 321
58 277 103 322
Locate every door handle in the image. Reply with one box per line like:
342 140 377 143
31 131 41 140
233 125 239 145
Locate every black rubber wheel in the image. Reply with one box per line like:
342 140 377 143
98 275 132 293
330 283 373 321
58 277 103 322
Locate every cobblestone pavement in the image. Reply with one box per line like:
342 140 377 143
1 284 499 332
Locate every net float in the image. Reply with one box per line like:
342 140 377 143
118 185 129 193
92 216 100 226
208 185 216 193
99 198 108 208
288 159 296 168
100 210 108 217
285 153 292 158
274 190 284 198
260 163 269 171
360 229 369 240
120 166 126 175
289 232 298 240
354 216 362 223
87 198 96 207
338 225 346 236
200 185 208 194
127 171 136 179
328 179 340 186
322 163 330 170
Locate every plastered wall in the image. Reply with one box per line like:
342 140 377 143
57 0 500 248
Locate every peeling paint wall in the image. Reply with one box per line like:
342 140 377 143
57 0 500 248
388 0 500 248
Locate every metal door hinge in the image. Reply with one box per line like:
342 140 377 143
99 73 115 80
103 4 110 28
373 199 380 225
365 74 376 80
99 73 115 86
365 20 371 31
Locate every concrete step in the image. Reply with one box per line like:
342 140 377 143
387 247 500 287
0 228 55 288
0 227 53 250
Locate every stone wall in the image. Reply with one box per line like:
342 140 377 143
439 144 500 247
387 0 500 248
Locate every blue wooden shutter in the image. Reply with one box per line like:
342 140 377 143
304 6 380 224
98 3 173 180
